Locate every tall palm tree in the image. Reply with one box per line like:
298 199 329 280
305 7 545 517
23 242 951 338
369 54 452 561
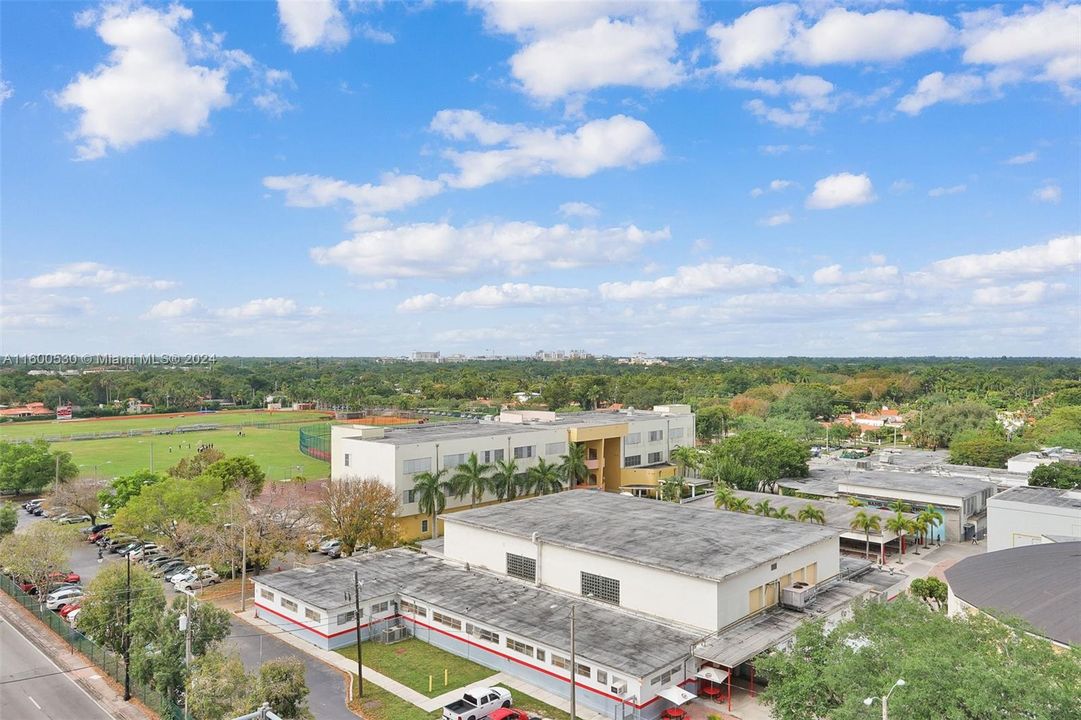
526 457 564 495
669 445 701 479
560 442 589 489
797 504 827 524
413 468 451 539
450 452 492 507
905 518 924 555
753 499 774 517
888 499 912 514
771 506 795 521
726 497 752 513
660 474 685 503
917 504 944 547
713 483 736 510
851 510 882 561
885 511 909 560
490 459 521 502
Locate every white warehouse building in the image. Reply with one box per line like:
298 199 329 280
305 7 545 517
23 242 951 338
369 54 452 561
253 492 902 719
986 485 1081 551
330 406 697 538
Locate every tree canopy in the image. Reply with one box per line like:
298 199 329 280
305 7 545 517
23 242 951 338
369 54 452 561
0 440 78 494
1029 462 1081 490
707 429 809 492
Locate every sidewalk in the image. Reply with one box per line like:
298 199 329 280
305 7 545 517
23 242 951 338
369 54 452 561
0 591 154 720
234 608 608 720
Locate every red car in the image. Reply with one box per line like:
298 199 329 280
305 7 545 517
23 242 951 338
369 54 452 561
489 710 539 720
58 603 81 618
87 530 109 543
48 571 81 585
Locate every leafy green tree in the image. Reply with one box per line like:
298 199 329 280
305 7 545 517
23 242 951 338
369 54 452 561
850 510 881 561
490 459 522 502
0 521 78 601
188 651 251 720
0 440 78 494
757 597 1081 720
253 657 314 720
1029 462 1081 490
167 447 225 479
450 453 493 507
909 401 996 449
696 405 731 440
1030 405 1081 449
669 445 701 479
659 474 685 503
413 469 451 539
203 456 267 494
915 505 944 546
112 475 221 553
78 561 165 655
701 454 759 490
0 502 17 536
768 384 838 421
909 577 948 611
709 430 809 492
525 458 564 495
99 469 165 511
559 442 589 488
949 430 1033 468
797 504 826 524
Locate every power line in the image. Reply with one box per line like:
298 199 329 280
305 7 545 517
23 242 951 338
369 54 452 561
0 665 96 686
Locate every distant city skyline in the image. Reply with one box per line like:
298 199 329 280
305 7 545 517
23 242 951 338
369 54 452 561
1 1 1079 356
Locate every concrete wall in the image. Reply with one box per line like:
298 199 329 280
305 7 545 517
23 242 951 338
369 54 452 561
987 497 1081 552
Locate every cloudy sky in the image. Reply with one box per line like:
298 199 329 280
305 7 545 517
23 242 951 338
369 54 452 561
1 1 1079 356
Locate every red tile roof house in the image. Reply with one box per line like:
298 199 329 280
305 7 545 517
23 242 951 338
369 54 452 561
0 402 52 418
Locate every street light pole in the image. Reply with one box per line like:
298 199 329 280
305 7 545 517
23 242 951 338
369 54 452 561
240 524 248 612
123 553 131 701
353 572 364 698
865 678 905 720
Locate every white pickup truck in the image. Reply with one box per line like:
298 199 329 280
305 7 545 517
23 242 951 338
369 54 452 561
441 687 513 720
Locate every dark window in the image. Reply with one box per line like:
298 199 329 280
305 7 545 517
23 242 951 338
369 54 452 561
581 571 620 604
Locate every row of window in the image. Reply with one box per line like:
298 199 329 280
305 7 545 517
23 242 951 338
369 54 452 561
649 665 683 687
624 451 664 467
260 588 403 628
400 599 427 616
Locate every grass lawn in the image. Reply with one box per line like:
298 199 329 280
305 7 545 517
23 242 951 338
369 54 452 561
37 426 329 480
337 638 495 698
496 685 571 720
349 676 439 720
0 409 332 441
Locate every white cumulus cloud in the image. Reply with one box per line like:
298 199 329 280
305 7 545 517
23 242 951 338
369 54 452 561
812 264 901 285
559 201 600 218
1033 182 1062 204
217 297 299 319
806 172 876 209
398 283 591 312
1005 150 1038 165
928 184 967 197
923 235 1081 281
972 281 1050 306
277 0 350 51
144 297 200 319
26 262 177 293
598 260 790 300
263 173 444 215
760 211 793 227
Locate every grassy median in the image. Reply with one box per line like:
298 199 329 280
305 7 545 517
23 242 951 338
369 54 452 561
337 638 495 698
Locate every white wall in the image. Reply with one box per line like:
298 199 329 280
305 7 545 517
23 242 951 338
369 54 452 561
986 497 1081 552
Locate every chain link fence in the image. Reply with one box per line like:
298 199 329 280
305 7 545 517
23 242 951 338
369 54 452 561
0 574 184 719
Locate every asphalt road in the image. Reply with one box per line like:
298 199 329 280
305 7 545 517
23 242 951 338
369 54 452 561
0 615 117 720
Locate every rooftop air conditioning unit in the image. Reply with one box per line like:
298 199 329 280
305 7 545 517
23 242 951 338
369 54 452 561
381 625 409 645
856 460 870 470
610 681 628 696
781 582 817 611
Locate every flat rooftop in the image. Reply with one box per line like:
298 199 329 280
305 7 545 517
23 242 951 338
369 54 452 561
838 472 997 499
687 490 914 537
340 408 690 446
442 491 838 583
944 541 1081 646
255 549 699 677
989 486 1081 510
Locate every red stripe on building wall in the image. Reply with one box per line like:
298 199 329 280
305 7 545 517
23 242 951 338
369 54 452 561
254 602 375 639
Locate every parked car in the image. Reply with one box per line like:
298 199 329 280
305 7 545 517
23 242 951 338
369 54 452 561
174 569 221 593
66 608 81 626
58 602 81 619
45 586 84 610
154 560 189 579
87 529 113 543
23 499 43 512
31 506 45 516
84 523 112 537
442 687 513 720
102 534 135 551
128 543 159 561
318 538 341 555
489 709 540 720
305 535 331 552
47 571 80 585
116 541 143 557
170 565 216 585
147 555 180 570
58 514 92 525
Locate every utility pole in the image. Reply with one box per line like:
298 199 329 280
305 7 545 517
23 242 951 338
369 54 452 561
183 593 193 719
123 553 131 701
150 441 154 473
53 454 60 492
353 572 364 698
240 524 249 612
569 603 576 720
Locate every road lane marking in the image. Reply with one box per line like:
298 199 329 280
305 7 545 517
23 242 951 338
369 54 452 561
28 695 42 710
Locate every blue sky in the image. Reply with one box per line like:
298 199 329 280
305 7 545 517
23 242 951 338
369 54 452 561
1 1 1079 356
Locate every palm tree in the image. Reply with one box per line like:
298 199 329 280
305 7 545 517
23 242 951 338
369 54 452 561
917 504 944 547
885 511 909 561
560 442 589 489
659 474 685 503
526 458 564 495
753 499 774 517
726 497 752 514
905 518 924 555
888 499 912 514
450 452 493 507
713 483 736 510
490 459 521 502
851 510 882 561
846 497 864 508
797 504 827 524
670 445 701 479
771 506 795 521
413 468 451 539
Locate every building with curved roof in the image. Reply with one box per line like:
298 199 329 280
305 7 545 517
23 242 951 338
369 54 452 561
944 541 1081 648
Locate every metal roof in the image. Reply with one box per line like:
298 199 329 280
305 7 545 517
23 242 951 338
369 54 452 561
944 542 1081 646
989 486 1081 510
441 491 838 583
254 548 699 677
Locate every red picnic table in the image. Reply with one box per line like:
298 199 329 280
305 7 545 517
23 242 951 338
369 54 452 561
662 708 688 719
700 686 722 701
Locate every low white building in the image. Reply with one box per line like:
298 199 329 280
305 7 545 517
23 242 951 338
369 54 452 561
331 406 696 538
986 485 1081 552
1005 447 1080 475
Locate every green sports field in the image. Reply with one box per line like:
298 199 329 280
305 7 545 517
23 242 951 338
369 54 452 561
0 409 332 442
